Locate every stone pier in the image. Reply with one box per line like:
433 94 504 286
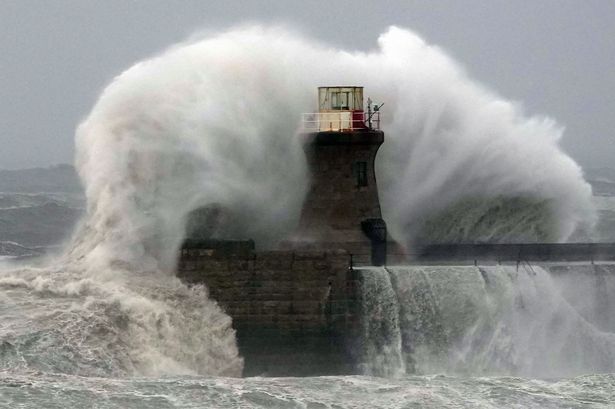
177 240 361 376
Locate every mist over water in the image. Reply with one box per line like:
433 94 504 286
0 25 600 384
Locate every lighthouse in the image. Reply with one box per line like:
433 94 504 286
294 86 387 265
179 86 389 375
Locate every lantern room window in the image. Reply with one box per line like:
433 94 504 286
331 91 350 110
319 87 363 112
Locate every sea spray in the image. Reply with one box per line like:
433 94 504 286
356 267 405 377
549 264 615 332
415 196 558 243
76 25 594 252
0 263 243 376
359 264 615 378
0 24 598 378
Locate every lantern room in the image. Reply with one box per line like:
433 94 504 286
318 86 364 112
303 86 379 132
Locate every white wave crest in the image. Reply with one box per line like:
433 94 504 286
77 25 593 254
1 25 596 378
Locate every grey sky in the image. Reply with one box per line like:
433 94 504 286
1 0 614 170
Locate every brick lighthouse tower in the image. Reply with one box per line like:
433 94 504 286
294 86 387 265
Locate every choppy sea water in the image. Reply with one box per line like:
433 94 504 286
2 372 614 408
0 265 615 409
3 22 613 408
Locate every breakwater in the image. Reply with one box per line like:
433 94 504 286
177 240 615 377
177 241 360 376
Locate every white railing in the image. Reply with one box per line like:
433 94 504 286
302 111 380 132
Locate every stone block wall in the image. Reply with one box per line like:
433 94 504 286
177 247 361 376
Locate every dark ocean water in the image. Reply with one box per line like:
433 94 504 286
2 372 614 408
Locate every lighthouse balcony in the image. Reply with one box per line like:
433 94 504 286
302 111 380 132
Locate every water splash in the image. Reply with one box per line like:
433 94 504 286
356 267 405 377
0 24 598 377
76 25 593 253
359 264 615 378
0 263 242 377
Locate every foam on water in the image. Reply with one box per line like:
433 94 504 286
0 264 242 377
1 372 614 408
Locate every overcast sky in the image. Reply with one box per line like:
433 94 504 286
1 0 614 170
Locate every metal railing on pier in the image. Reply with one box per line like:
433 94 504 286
348 242 615 268
180 240 615 270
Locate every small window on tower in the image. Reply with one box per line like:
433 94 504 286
353 162 368 187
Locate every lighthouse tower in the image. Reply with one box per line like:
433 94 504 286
294 86 387 265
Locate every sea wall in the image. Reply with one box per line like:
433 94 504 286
176 240 615 376
177 244 360 376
